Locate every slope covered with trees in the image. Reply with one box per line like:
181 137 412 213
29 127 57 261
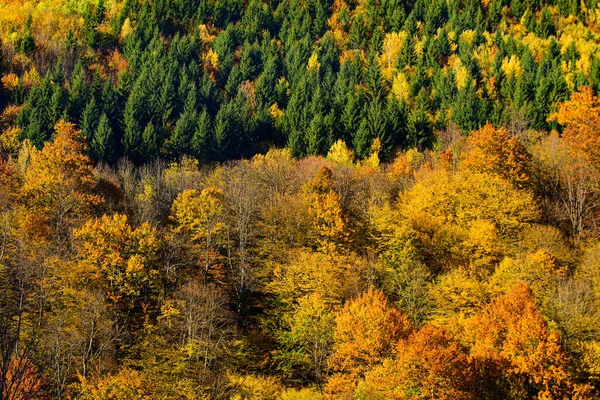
2 0 600 398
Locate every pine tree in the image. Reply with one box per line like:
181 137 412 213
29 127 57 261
69 61 89 122
341 92 363 144
367 100 387 150
81 98 100 142
349 13 367 50
366 51 385 100
536 7 555 38
142 122 158 159
255 57 279 108
407 90 433 148
353 117 371 158
452 80 480 133
306 113 326 155
92 113 114 162
214 102 233 159
20 15 35 54
123 88 144 161
192 108 212 161
49 84 67 126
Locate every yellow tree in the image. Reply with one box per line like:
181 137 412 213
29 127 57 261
401 170 539 275
74 214 162 324
460 122 531 188
303 166 352 254
20 121 103 239
276 292 335 385
171 187 226 278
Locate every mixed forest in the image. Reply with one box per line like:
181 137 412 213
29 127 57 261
2 0 600 397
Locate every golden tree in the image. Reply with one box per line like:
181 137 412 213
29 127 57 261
20 121 103 239
460 122 531 188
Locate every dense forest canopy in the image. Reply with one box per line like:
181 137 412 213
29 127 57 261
0 0 599 160
2 0 600 398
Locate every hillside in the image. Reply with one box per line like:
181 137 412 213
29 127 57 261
1 0 600 398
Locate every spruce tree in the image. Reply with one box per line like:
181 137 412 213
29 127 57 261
49 84 67 126
192 108 212 161
69 61 88 122
81 98 100 142
407 90 433 148
353 117 371 158
20 15 35 54
92 113 114 162
142 122 158 159
536 7 555 38
349 14 367 50
306 113 325 155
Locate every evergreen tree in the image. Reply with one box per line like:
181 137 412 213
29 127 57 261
20 15 35 54
536 7 555 38
349 13 367 50
306 113 326 155
452 80 480 133
123 85 145 161
49 83 67 126
92 113 114 162
192 108 212 161
353 117 371 158
81 98 100 142
365 51 385 100
69 61 89 122
142 122 158 159
407 90 433 148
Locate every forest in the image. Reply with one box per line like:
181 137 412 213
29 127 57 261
1 0 600 397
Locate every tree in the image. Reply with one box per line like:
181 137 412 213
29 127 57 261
68 62 88 122
400 170 539 275
91 113 114 162
302 166 352 253
73 214 162 325
80 98 99 142
191 108 212 161
460 122 531 188
549 87 600 170
467 284 590 399
325 289 412 397
276 292 335 385
20 121 103 239
171 188 225 279
363 325 476 399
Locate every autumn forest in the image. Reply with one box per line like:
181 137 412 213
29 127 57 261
1 0 600 398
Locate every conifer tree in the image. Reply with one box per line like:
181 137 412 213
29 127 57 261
69 62 89 122
81 98 99 142
407 90 433 148
92 113 114 162
353 117 371 158
142 121 158 159
192 108 212 161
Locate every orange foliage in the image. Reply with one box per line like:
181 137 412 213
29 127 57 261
20 121 103 236
4 355 46 400
549 86 600 170
325 288 412 398
364 325 476 399
468 283 592 399
461 122 531 188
